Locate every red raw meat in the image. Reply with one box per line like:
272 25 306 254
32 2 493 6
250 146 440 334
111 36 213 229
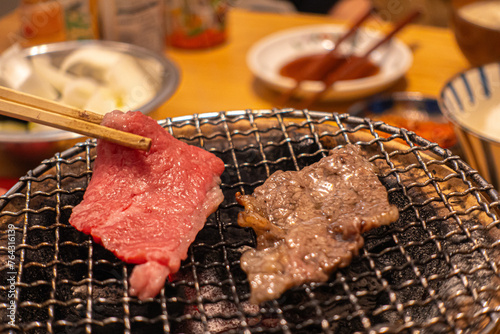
69 111 225 300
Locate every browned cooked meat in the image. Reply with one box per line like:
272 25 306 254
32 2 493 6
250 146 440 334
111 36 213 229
236 144 399 304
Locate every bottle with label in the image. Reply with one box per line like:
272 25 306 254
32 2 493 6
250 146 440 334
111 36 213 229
98 0 165 53
19 0 66 47
58 0 99 40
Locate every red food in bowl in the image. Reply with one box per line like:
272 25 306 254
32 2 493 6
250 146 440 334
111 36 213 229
371 114 457 149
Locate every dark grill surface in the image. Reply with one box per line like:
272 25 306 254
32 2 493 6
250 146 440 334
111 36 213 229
1 109 500 334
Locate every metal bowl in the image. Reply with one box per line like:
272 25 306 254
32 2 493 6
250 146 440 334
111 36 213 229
0 40 180 176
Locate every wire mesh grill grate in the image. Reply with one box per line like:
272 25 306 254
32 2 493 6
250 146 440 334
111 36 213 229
1 109 500 334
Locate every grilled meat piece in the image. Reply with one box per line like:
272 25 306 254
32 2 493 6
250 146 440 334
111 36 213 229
236 144 399 304
69 110 225 300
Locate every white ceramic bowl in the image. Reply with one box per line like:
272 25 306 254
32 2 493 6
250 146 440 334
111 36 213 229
247 24 413 101
439 62 500 189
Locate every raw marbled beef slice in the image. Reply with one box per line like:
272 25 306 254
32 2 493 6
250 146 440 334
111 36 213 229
69 110 225 300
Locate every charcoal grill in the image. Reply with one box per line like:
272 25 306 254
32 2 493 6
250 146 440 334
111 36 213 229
1 108 500 334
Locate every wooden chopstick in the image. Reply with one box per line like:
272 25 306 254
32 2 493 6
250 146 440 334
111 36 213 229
0 86 152 151
300 10 422 109
0 86 104 125
278 7 374 107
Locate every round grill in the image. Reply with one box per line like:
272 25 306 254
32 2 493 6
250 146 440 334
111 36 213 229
1 109 500 334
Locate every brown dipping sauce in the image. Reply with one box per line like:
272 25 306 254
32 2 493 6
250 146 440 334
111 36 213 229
279 53 380 81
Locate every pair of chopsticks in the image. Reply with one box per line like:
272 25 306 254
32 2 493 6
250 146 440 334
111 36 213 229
280 9 421 108
0 86 152 151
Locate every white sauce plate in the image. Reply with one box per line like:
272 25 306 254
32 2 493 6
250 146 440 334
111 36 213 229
247 24 413 101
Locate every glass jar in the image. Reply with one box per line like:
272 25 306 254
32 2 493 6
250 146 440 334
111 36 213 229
19 0 66 46
165 0 228 49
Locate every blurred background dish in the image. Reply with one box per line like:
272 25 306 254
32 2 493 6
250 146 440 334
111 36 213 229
371 0 451 27
439 62 500 189
450 0 500 66
246 24 413 101
348 92 458 150
0 39 180 176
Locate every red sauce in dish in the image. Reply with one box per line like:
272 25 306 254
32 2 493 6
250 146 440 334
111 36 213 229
279 53 380 81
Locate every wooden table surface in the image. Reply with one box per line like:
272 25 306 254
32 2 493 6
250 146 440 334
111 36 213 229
0 7 470 180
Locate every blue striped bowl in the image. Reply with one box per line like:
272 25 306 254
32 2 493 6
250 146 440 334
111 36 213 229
439 62 500 189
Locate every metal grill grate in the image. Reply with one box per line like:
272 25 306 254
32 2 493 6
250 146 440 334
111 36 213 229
1 109 500 334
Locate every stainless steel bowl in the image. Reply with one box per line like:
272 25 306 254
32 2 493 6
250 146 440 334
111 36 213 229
0 40 180 177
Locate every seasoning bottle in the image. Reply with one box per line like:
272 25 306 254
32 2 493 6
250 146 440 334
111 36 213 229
19 0 66 47
58 0 99 40
165 0 228 49
97 0 165 53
